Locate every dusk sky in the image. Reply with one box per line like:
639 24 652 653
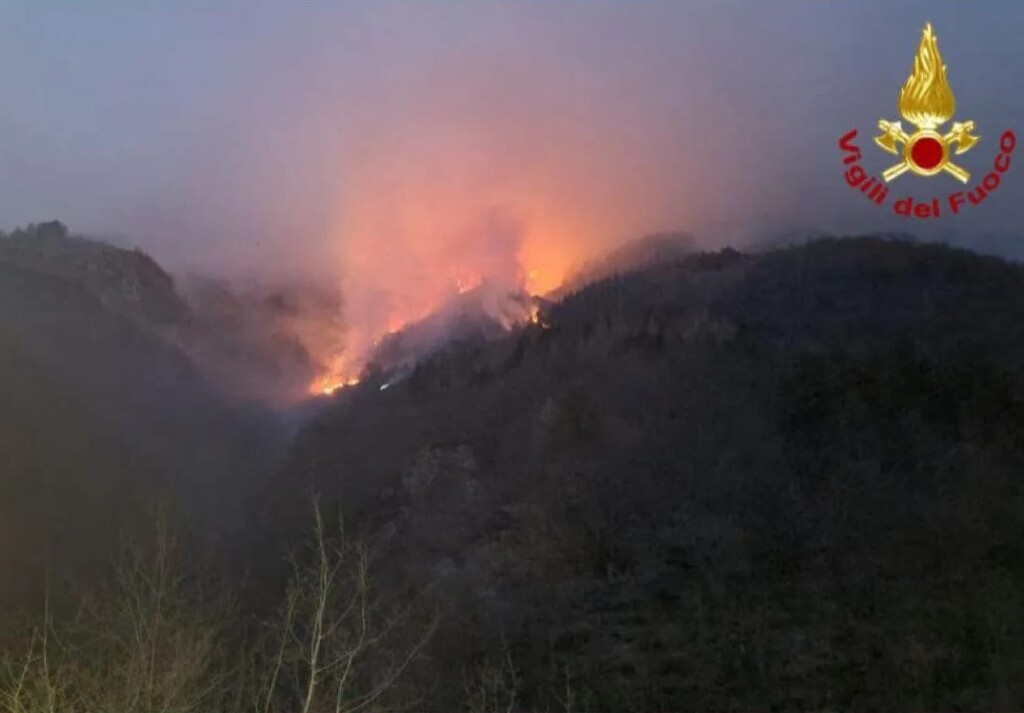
1 2 1022 288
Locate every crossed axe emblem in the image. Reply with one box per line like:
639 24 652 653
874 119 980 183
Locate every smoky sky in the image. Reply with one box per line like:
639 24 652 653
1 1 1023 282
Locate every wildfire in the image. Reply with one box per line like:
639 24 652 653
312 373 361 397
528 303 540 325
309 352 363 396
305 250 564 399
527 301 551 329
308 310 417 397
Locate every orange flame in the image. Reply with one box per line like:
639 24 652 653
305 133 602 399
312 373 360 397
307 259 557 397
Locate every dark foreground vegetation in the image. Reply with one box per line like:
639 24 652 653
2 501 437 713
2 225 1024 710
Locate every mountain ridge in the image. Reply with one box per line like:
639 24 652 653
259 234 1024 710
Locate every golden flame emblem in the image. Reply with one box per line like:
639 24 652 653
874 23 979 183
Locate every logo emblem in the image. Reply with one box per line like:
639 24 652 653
874 23 980 183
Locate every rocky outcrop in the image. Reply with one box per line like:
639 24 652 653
0 221 188 325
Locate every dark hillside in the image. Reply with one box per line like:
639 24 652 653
0 229 278 621
0 221 188 325
265 236 1024 710
732 237 1024 361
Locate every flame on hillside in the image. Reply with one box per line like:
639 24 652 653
301 92 658 398
314 374 360 396
310 261 548 397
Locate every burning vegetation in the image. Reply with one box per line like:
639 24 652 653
309 231 693 397
311 272 547 397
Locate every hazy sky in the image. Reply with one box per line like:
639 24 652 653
1 1 1022 283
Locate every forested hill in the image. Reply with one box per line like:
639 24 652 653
0 223 276 618
265 235 1024 710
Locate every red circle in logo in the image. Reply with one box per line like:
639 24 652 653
910 136 945 170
